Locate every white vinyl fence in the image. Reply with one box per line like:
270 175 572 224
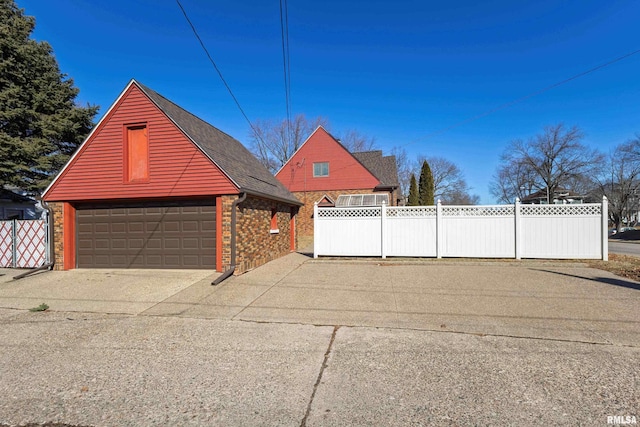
0 219 48 268
314 198 608 260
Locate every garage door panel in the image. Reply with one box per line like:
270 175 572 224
95 223 109 233
182 221 198 232
111 222 126 233
95 239 109 249
202 237 215 249
145 238 162 249
111 238 126 249
77 200 216 269
163 221 180 233
128 222 144 233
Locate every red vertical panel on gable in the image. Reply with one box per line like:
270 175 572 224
127 125 149 181
275 128 379 192
44 85 237 202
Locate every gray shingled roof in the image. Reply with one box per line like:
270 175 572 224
1 186 34 203
352 150 399 189
137 82 300 206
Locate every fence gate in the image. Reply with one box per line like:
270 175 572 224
0 219 48 268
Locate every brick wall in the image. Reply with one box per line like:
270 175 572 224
293 189 395 237
219 195 234 272
235 196 293 274
49 202 65 270
48 195 296 274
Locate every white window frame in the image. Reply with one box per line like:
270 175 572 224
313 162 329 177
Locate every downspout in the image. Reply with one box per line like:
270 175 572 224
212 192 247 285
13 197 55 280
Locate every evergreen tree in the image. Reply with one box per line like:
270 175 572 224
418 160 435 205
0 0 98 194
408 174 419 206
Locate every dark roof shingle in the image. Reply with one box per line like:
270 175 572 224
352 150 399 189
137 82 300 205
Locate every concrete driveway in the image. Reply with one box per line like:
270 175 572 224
0 256 638 426
0 268 218 314
1 255 639 346
137 255 639 347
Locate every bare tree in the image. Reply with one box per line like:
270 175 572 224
441 188 481 205
337 129 377 152
391 146 411 200
592 137 640 231
491 124 603 204
490 159 539 203
414 156 479 204
249 114 328 173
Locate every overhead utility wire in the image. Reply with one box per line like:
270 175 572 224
176 0 264 141
414 48 640 144
280 0 292 145
316 48 640 179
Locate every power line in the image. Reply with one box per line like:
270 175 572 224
279 0 292 145
413 48 640 144
176 0 264 141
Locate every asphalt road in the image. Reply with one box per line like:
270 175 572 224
609 240 640 257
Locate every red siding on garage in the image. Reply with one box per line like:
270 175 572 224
44 85 237 202
275 127 380 192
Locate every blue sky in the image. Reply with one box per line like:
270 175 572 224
23 0 640 203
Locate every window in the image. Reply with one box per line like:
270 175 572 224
270 208 279 233
313 162 329 177
126 124 148 182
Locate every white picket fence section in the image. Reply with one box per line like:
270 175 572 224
314 198 608 260
0 219 48 268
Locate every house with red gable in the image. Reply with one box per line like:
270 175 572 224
275 126 399 238
42 79 301 274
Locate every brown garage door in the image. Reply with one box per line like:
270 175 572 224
76 200 215 269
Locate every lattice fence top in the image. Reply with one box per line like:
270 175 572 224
317 207 381 218
387 206 437 217
442 205 515 217
520 203 601 216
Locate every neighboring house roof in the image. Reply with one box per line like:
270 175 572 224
136 82 300 206
275 126 380 192
351 151 399 190
335 193 389 207
521 187 584 204
0 187 34 203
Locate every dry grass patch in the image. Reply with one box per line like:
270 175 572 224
589 254 640 283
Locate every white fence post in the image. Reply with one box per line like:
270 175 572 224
602 196 608 261
381 201 387 258
436 200 442 259
514 198 521 260
313 202 319 259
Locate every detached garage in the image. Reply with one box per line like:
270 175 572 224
42 80 300 273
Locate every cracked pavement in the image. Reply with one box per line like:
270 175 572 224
0 254 638 426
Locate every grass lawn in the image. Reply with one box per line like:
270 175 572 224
589 254 640 283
